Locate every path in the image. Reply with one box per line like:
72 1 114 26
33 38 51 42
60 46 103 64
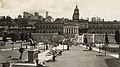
46 46 119 67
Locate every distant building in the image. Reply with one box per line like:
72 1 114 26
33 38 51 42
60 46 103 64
35 22 63 34
91 17 103 22
63 23 79 37
72 5 79 21
45 11 54 22
23 12 44 21
23 12 44 26
23 12 33 19
0 5 120 35
88 21 120 34
0 16 5 19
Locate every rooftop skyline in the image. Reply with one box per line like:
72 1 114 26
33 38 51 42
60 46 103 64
0 0 120 21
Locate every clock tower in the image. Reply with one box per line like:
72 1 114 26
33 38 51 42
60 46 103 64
72 5 80 21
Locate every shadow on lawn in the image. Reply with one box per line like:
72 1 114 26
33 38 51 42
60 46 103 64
105 58 120 67
83 50 90 51
96 54 105 57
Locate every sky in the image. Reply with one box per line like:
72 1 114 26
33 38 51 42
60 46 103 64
0 0 120 21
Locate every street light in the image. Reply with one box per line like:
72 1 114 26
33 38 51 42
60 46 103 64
62 38 65 51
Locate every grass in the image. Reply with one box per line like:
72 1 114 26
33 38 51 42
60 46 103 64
105 58 120 67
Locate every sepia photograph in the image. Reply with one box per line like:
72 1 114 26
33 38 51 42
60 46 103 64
0 0 120 67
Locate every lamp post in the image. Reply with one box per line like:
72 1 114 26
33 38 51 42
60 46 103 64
119 45 120 59
62 38 65 51
117 35 120 59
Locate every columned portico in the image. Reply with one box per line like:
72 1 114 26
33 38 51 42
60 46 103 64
63 24 79 35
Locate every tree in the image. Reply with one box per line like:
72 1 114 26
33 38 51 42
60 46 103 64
29 33 32 39
20 32 26 47
2 32 8 48
11 32 18 50
20 32 25 41
115 30 119 44
64 39 71 50
105 33 109 56
84 36 88 44
44 40 51 50
49 35 64 46
114 30 120 59
25 33 29 48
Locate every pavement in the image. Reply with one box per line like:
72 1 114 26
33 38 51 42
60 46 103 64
0 43 120 67
46 45 120 67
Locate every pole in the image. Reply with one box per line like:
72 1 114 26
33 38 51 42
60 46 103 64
118 32 120 60
63 42 64 51
63 39 65 51
119 45 120 60
98 43 100 53
44 44 45 51
105 45 106 56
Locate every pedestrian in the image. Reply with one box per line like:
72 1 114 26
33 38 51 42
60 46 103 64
0 41 4 49
67 44 69 50
89 46 92 51
89 43 92 51
46 44 48 50
52 50 56 61
59 50 62 56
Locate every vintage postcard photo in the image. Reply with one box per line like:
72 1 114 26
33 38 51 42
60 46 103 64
0 0 120 67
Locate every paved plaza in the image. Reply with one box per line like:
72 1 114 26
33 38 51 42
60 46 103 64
46 45 120 67
0 44 120 67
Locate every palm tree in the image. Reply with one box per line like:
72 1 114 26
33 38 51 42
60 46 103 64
105 33 109 56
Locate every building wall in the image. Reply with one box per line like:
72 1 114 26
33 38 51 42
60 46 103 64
88 21 120 34
35 22 63 34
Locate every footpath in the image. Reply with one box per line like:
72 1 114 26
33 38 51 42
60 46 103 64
46 45 120 67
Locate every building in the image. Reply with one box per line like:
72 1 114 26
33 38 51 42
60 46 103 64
23 12 44 26
63 22 79 37
72 5 79 21
45 11 54 22
1 5 120 36
88 21 120 34
35 22 63 34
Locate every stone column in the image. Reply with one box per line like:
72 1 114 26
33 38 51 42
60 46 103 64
76 28 78 34
68 28 70 33
74 28 76 34
73 28 75 34
28 49 38 63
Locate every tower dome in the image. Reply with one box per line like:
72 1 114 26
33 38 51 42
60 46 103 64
72 5 80 21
